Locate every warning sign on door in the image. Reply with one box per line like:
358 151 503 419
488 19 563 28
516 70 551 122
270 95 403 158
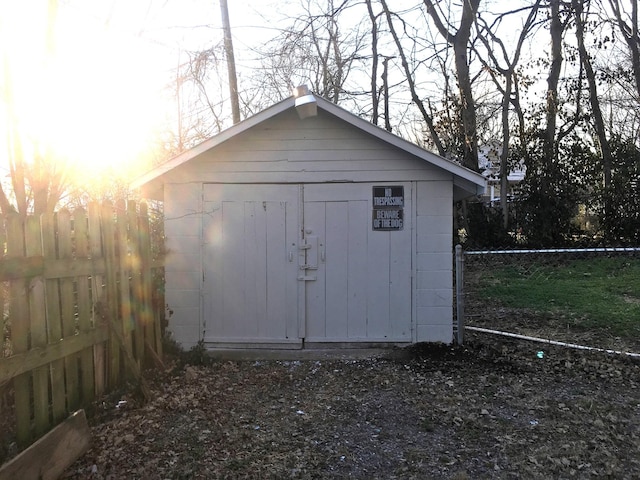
372 186 404 230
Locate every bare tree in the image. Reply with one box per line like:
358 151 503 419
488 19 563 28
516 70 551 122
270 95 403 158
166 47 227 155
596 0 640 143
423 0 481 170
251 0 368 105
607 0 640 98
475 2 542 227
0 0 69 216
573 0 613 196
543 0 565 165
379 0 446 155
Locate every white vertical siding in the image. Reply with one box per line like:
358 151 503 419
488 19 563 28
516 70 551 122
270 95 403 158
415 180 454 343
164 182 203 348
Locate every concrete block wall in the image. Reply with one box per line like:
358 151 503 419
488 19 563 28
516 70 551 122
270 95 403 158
415 180 454 343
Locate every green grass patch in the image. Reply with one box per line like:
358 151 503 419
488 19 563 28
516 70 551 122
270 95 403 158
478 257 640 336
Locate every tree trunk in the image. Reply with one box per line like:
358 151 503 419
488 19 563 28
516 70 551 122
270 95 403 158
574 0 613 217
608 0 640 99
423 0 480 170
365 0 380 125
220 0 240 124
500 74 512 229
453 0 480 171
544 0 564 165
382 57 392 132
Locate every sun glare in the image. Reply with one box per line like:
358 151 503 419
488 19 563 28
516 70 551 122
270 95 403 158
1 1 168 186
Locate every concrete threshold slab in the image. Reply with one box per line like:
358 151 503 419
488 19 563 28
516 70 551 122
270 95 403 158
205 347 409 362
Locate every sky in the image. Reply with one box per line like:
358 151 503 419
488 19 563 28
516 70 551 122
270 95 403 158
0 0 281 179
1 0 556 182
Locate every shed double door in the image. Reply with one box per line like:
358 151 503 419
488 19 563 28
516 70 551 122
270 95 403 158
202 183 412 347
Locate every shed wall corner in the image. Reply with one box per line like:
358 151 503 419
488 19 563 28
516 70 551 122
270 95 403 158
164 183 203 349
414 181 454 343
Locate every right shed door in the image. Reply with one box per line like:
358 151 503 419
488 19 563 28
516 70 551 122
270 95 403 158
302 183 412 343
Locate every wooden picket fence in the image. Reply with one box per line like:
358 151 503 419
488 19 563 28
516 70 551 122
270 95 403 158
0 200 163 453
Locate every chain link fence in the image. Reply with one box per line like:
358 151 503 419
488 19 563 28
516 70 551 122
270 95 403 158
455 246 640 352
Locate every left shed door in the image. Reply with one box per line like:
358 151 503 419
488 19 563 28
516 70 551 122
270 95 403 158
202 184 301 347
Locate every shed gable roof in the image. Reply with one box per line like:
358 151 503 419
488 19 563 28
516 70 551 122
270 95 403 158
131 94 486 198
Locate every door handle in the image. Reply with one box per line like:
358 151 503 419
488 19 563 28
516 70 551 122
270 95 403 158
298 275 317 281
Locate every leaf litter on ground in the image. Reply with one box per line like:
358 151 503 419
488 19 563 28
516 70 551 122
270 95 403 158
62 331 640 479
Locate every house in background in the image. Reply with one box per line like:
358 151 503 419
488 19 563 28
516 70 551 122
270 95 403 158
478 141 526 204
132 89 486 350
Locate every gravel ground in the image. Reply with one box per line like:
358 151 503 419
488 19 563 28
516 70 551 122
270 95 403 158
62 328 640 479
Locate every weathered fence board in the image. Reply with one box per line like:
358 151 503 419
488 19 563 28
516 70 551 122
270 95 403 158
59 210 81 414
102 202 120 388
88 202 106 397
139 202 160 357
0 200 163 461
7 215 31 446
41 212 67 425
25 216 49 437
74 208 95 405
128 201 144 365
0 409 91 480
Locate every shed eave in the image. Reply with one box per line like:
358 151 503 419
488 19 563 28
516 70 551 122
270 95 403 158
454 176 486 201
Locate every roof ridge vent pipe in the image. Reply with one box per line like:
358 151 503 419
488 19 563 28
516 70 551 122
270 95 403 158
293 85 317 119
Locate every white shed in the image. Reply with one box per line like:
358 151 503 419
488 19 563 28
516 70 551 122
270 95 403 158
132 91 485 350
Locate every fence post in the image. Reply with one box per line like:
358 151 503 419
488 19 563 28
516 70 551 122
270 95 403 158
455 244 465 345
